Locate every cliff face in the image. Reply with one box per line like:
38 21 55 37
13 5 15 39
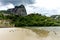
8 5 27 16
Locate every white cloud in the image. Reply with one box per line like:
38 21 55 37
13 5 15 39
0 3 14 10
34 0 60 9
26 0 60 16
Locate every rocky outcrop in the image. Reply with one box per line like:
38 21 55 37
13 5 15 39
8 4 27 16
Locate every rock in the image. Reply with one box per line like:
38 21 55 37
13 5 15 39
8 4 27 16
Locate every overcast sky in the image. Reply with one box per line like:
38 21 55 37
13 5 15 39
0 0 60 16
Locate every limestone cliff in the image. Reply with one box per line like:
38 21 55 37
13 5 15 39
8 4 27 16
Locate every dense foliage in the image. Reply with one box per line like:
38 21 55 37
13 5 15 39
0 13 60 27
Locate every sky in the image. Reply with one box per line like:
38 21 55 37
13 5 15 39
0 0 60 16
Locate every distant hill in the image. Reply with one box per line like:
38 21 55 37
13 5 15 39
51 15 60 19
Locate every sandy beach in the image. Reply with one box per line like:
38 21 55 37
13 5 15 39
0 27 60 40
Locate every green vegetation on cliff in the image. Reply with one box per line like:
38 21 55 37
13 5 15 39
0 13 60 27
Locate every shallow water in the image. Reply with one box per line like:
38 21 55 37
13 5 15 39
26 27 60 31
